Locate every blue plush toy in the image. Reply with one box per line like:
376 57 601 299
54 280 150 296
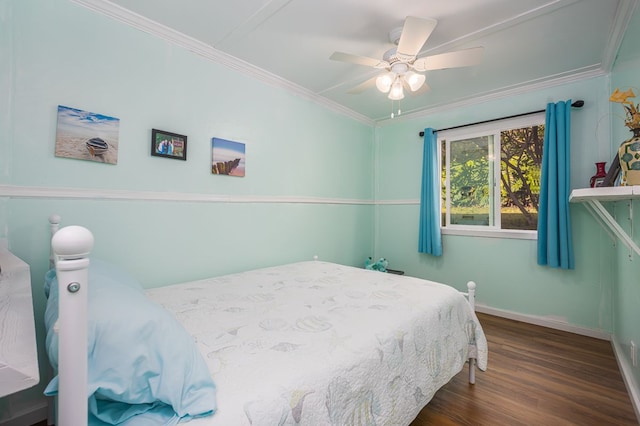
365 257 388 272
365 257 373 269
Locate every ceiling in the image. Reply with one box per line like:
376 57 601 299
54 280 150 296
77 0 635 123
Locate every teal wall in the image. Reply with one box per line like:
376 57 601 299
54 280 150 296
0 0 12 238
0 0 374 420
374 76 617 333
3 0 640 421
611 6 640 404
373 9 640 405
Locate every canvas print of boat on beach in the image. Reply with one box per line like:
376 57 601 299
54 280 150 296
211 137 245 177
55 105 120 164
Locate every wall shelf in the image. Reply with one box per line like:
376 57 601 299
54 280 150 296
569 186 640 257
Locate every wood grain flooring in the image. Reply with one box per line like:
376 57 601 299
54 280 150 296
412 313 638 425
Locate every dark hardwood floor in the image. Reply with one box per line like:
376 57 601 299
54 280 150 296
412 313 638 425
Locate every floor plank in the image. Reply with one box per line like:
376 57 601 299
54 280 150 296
412 313 638 425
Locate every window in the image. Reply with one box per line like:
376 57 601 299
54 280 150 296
439 114 544 238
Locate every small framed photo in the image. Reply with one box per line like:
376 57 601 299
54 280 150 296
151 129 187 160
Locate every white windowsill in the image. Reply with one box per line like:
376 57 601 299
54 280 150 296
441 227 537 240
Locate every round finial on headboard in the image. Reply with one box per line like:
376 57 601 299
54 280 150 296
51 226 94 260
467 281 476 290
49 215 61 226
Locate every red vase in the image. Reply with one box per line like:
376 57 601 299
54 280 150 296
590 162 607 187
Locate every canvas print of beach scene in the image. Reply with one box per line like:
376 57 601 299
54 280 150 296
55 105 120 164
211 138 245 177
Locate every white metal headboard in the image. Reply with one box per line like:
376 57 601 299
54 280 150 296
48 215 93 426
49 215 61 269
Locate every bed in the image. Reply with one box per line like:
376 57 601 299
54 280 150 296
44 217 487 425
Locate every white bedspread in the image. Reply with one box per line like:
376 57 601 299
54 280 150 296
146 261 488 425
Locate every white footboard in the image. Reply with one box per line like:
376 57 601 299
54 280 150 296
465 281 476 311
50 221 94 426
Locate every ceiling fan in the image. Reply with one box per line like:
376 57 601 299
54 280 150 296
330 16 484 101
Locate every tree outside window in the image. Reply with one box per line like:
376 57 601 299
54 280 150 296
500 125 543 230
440 115 544 234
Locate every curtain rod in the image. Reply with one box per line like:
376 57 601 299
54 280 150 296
418 100 584 137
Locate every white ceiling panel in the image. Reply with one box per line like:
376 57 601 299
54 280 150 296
95 0 633 122
109 0 274 45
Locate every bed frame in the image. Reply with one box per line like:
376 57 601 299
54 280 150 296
48 215 479 426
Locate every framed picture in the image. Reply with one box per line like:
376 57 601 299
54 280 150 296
211 137 245 177
55 105 120 165
600 153 621 187
151 129 187 160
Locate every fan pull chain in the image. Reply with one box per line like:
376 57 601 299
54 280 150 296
390 100 402 119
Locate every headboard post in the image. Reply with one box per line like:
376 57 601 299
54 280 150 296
52 225 93 426
48 215 61 269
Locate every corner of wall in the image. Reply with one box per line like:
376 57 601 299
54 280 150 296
612 335 640 422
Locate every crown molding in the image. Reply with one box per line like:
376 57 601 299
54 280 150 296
602 0 639 72
68 0 375 127
67 0 628 127
420 0 580 56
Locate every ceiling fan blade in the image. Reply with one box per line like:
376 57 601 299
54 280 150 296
330 51 389 69
396 17 438 59
347 76 377 94
413 47 484 72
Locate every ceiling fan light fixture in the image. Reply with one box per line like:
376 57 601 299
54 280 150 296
376 72 395 93
330 16 484 110
388 79 404 100
404 71 426 92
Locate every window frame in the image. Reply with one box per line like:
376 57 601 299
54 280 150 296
438 113 545 240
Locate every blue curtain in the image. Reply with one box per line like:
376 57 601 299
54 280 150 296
418 128 442 256
537 100 574 269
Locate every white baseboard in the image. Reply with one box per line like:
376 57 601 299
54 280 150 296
611 336 640 422
0 400 48 426
475 304 611 340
